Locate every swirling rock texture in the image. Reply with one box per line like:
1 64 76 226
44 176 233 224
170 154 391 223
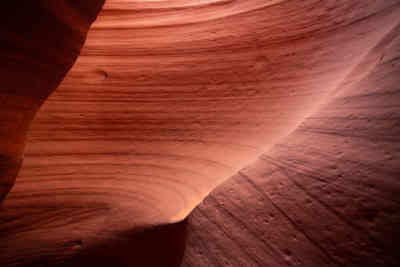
1 0 400 266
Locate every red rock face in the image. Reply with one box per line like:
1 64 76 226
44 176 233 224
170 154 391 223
0 1 399 266
182 25 400 267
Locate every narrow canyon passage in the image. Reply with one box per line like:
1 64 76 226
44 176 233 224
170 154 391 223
0 1 399 266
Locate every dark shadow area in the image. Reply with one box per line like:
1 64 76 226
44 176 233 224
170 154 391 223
1 219 190 267
0 199 188 267
56 220 189 267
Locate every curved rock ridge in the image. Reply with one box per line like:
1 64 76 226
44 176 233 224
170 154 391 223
182 22 400 267
0 0 399 266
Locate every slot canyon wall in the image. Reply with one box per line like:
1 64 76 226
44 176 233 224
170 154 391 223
0 1 399 266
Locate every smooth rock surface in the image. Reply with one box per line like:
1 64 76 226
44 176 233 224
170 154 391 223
0 1 399 266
